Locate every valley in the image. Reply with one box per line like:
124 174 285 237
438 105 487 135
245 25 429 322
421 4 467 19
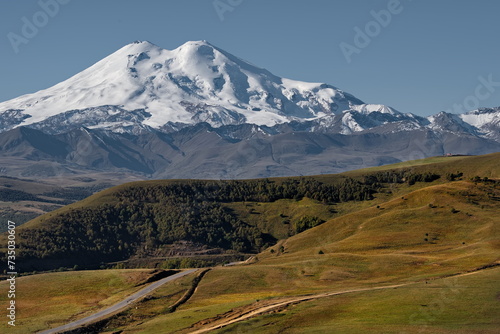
0 153 498 333
0 2 499 333
0 173 142 232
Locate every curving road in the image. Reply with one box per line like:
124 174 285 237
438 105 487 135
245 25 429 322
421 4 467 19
38 269 198 334
188 265 500 333
188 283 408 334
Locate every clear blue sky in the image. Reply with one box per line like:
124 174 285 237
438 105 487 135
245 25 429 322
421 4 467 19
1 0 499 116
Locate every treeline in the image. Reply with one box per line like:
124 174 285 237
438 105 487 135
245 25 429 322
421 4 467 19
18 199 267 271
364 170 440 186
115 177 375 205
0 187 84 204
10 169 440 272
0 188 41 202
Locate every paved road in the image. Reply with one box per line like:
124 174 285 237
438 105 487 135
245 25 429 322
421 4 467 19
38 269 197 334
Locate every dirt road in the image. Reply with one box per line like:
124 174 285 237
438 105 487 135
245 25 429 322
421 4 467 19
188 283 407 334
188 264 499 333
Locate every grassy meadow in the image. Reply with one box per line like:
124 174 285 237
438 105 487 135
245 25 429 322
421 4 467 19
1 153 498 333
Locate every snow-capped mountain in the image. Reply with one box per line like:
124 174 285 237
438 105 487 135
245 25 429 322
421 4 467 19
428 111 479 135
0 40 367 132
458 108 500 142
0 40 499 180
0 40 498 142
306 105 427 135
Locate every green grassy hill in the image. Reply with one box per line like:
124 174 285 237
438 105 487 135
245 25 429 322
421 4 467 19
0 153 499 333
2 153 499 273
0 268 194 333
129 155 499 333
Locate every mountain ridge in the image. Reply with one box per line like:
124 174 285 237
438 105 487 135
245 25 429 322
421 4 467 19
0 40 367 131
0 40 499 179
1 123 499 180
2 152 499 273
2 40 497 139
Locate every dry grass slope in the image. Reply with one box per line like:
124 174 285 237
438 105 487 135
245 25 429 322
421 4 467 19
1 153 498 333
0 269 167 333
124 173 499 332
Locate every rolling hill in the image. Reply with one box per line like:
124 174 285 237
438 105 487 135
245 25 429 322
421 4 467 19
0 153 499 333
2 154 499 272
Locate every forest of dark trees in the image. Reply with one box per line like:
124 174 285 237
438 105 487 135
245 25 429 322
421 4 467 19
9 169 440 272
0 188 42 202
363 170 440 186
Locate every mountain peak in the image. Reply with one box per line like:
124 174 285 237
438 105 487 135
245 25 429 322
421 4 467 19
131 40 157 46
119 40 162 55
172 40 220 60
0 41 394 132
123 39 216 50
178 40 214 47
349 104 401 116
464 107 500 115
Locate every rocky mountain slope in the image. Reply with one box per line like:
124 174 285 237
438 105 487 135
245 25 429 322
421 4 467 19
0 41 498 179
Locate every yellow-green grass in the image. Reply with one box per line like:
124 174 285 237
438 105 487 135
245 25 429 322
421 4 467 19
97 265 500 333
212 267 500 334
262 181 498 265
312 152 500 185
109 265 355 333
2 178 497 334
96 273 197 333
225 194 414 241
346 152 500 177
121 300 251 334
225 198 337 239
124 179 498 332
185 265 324 307
236 182 500 296
16 152 500 232
342 155 469 174
1 153 498 333
104 157 499 334
223 185 419 242
0 269 164 333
